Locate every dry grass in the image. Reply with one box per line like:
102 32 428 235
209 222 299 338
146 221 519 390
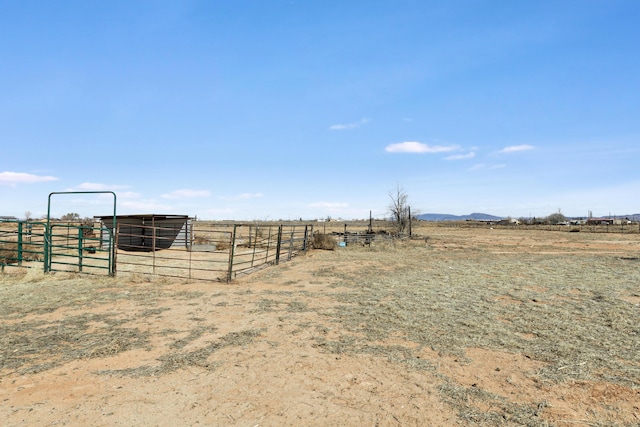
316 248 639 384
311 233 338 250
304 233 640 423
1 226 639 425
0 242 44 265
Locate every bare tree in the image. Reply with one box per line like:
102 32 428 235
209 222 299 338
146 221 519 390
388 185 410 234
60 212 81 221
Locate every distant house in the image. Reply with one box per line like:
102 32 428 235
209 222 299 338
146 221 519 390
614 218 632 225
498 218 520 225
586 218 613 225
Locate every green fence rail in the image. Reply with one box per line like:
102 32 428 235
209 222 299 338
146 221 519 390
47 222 113 275
1 219 314 282
0 220 47 272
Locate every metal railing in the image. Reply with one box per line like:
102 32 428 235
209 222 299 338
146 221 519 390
1 220 315 281
46 223 113 275
1 219 395 281
0 221 47 272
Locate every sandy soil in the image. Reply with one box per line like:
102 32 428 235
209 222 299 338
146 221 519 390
1 227 639 426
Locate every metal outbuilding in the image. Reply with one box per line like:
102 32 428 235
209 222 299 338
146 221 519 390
95 214 191 252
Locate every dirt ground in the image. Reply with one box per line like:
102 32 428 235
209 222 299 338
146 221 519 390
1 226 639 426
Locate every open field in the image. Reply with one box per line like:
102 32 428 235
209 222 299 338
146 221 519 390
1 226 639 426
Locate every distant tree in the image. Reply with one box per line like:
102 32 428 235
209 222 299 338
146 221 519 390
388 185 410 234
24 211 31 221
546 212 567 225
60 212 81 221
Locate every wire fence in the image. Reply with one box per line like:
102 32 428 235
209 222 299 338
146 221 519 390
0 220 316 281
4 218 638 280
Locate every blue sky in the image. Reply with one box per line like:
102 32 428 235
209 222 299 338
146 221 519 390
1 0 639 220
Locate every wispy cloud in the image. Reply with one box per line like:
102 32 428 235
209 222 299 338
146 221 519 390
445 152 476 160
161 189 211 199
0 171 58 186
469 163 507 171
72 182 131 191
385 141 459 154
498 144 534 153
219 192 264 201
328 118 370 131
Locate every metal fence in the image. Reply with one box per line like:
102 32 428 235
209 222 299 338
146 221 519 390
0 221 47 271
0 220 113 275
0 219 314 282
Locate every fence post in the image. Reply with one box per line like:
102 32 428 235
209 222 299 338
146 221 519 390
152 225 157 274
112 223 118 276
265 226 272 263
227 225 238 282
344 223 348 246
78 226 85 272
275 225 283 265
44 223 51 273
250 226 259 267
303 225 309 251
288 229 294 261
17 222 23 266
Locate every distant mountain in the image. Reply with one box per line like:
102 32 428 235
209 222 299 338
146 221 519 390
417 212 504 222
625 214 640 221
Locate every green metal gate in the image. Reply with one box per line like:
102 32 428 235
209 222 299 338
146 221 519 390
1 219 115 276
45 222 114 275
43 191 117 276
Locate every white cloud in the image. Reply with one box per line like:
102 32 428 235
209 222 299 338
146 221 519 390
219 192 264 201
445 152 476 160
329 118 370 130
161 189 211 199
498 144 534 153
0 171 58 185
74 182 130 191
385 141 459 154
